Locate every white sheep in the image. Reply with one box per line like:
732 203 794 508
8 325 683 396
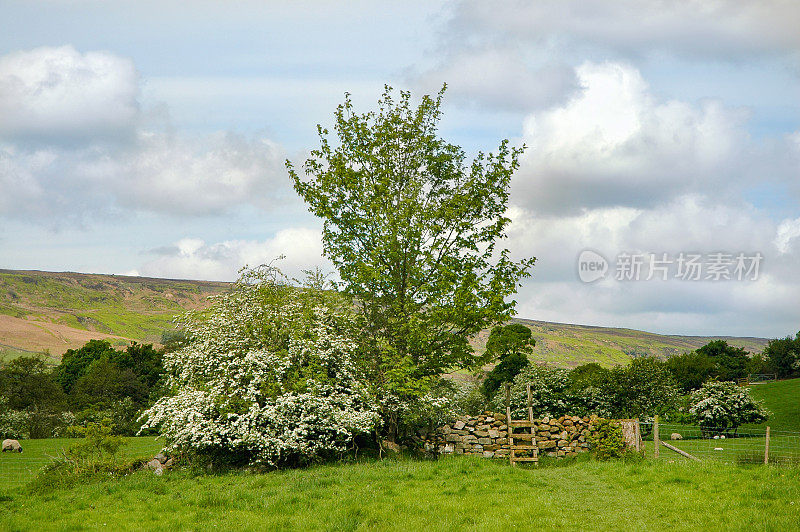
1 439 23 453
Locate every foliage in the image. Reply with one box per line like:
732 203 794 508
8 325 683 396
0 355 66 412
763 332 800 378
665 351 716 392
601 358 679 419
109 342 164 389
70 357 148 411
588 419 626 460
484 323 535 360
696 340 750 382
288 85 533 439
480 324 534 399
688 381 768 434
27 422 131 494
492 364 575 418
0 356 71 438
481 353 529 399
55 339 119 394
140 265 379 468
568 363 610 389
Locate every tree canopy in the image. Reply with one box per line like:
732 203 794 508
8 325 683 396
288 86 533 438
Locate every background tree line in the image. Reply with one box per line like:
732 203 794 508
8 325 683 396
0 339 167 439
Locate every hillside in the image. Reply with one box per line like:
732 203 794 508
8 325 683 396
0 269 770 365
746 378 800 432
0 269 228 359
471 318 770 368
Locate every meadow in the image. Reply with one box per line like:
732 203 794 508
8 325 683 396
1 455 799 531
0 437 162 490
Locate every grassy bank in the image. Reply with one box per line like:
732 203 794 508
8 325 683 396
747 378 800 432
0 437 162 490
1 456 798 530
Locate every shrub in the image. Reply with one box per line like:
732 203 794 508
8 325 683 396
588 419 626 460
601 358 680 419
689 380 768 436
491 364 575 418
139 265 379 468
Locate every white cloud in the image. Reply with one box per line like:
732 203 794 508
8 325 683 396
0 47 294 221
505 193 800 336
412 48 578 111
137 228 327 281
0 46 139 142
446 1 800 60
512 62 753 213
775 217 800 254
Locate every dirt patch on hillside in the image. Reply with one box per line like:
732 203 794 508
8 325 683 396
0 314 128 357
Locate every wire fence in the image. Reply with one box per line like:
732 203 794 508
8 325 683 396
0 457 54 490
640 422 800 466
0 436 163 491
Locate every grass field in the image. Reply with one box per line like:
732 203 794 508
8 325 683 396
0 456 798 530
746 378 800 432
0 437 162 490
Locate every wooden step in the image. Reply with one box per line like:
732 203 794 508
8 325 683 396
510 445 538 451
510 420 534 427
509 433 535 440
510 457 538 462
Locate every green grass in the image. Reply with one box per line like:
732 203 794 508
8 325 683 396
0 437 162 490
0 456 798 530
747 378 800 432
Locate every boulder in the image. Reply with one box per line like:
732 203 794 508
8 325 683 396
453 420 466 430
155 452 168 464
670 433 683 441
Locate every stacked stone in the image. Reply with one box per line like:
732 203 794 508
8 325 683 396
531 415 594 458
423 412 599 459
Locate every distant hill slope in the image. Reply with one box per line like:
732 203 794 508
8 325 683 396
0 269 770 365
0 269 228 359
470 319 769 368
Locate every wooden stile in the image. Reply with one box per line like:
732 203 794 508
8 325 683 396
505 383 539 466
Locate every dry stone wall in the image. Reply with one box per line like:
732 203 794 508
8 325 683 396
423 412 602 459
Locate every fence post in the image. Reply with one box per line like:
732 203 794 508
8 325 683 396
505 384 514 467
764 426 770 465
653 415 659 459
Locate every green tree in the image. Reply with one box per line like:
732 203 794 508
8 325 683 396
484 323 535 360
480 323 534 398
696 340 751 382
763 332 800 378
0 356 68 438
110 342 164 389
70 357 148 410
288 86 534 439
569 363 610 390
0 356 66 411
665 351 715 392
55 339 118 394
602 358 679 419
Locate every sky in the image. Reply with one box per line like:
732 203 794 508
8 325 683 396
0 0 799 338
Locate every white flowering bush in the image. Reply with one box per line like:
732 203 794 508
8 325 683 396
139 265 379 467
491 364 579 418
0 398 30 439
689 380 768 436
